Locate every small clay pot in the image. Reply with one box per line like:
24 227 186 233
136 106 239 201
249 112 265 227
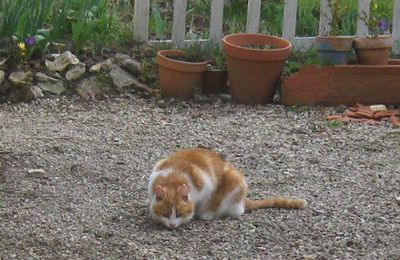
201 70 228 94
354 35 393 65
315 36 355 65
157 50 208 100
223 33 292 104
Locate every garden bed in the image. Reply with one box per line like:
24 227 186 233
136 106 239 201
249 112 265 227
281 59 400 106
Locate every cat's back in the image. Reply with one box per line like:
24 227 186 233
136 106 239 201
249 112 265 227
160 148 226 175
149 149 226 196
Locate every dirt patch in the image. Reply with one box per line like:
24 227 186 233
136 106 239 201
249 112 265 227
0 95 399 259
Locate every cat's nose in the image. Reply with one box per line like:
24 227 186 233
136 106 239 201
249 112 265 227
169 224 176 229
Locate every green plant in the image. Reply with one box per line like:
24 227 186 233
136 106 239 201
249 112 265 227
173 41 209 62
0 0 52 59
360 0 391 38
326 120 344 128
322 0 349 36
203 43 226 71
69 0 113 52
150 3 168 39
283 48 319 76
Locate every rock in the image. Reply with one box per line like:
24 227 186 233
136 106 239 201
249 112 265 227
27 168 48 179
45 51 79 72
38 81 66 95
0 71 8 94
387 250 400 260
89 58 113 73
0 70 5 85
369 104 387 112
36 72 61 83
109 65 137 92
7 85 43 103
66 62 86 81
36 72 66 95
30 86 44 99
114 53 142 76
76 76 111 100
8 71 33 87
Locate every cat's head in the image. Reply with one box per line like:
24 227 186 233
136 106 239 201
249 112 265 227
149 184 194 229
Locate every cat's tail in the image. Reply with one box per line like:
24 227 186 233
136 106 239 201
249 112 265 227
245 197 307 211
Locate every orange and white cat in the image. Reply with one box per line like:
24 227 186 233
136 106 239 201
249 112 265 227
148 148 307 229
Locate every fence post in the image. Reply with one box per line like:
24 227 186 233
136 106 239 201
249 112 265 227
282 0 298 43
319 0 331 36
210 0 224 43
393 0 400 54
246 0 261 33
172 0 188 46
357 0 371 37
133 0 150 42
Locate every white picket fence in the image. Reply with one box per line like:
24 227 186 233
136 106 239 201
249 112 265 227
133 0 400 53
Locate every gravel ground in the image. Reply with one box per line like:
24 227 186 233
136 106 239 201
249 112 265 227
0 94 399 259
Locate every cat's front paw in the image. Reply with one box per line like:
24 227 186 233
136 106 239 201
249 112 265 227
199 212 216 220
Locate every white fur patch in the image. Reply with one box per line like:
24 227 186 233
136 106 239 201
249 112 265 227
186 167 215 212
217 187 245 218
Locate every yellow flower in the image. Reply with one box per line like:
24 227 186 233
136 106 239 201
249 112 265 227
18 42 27 51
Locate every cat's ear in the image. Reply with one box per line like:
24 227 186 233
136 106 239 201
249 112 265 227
155 185 166 200
178 184 189 201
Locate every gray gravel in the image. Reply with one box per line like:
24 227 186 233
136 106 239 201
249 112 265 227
0 94 399 259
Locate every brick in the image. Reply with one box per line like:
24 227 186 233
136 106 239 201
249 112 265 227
390 116 400 127
281 63 400 106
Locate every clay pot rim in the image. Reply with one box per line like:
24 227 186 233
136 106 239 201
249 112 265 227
223 33 291 52
157 50 209 73
354 35 393 50
316 35 355 52
316 35 356 40
223 33 292 61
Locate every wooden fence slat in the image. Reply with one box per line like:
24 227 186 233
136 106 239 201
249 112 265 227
209 0 224 43
357 0 371 37
172 0 188 46
246 0 261 33
318 0 331 36
393 0 400 54
133 0 150 42
282 0 298 43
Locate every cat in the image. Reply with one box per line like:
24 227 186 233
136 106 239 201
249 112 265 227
148 148 307 229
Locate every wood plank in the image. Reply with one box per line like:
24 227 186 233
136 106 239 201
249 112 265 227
282 0 298 43
318 0 331 36
393 0 400 54
133 0 150 42
246 0 261 33
357 0 371 37
210 0 224 43
172 0 188 46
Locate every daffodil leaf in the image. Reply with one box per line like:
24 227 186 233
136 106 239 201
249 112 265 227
34 35 46 43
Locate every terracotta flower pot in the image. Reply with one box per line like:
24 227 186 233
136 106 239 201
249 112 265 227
315 36 355 65
201 70 229 94
157 50 208 100
354 35 393 65
222 33 292 104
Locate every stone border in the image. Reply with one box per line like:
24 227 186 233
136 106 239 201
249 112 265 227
0 52 155 103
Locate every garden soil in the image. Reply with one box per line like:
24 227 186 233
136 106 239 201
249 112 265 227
0 95 399 259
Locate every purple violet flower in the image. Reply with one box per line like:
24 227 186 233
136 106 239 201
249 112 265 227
378 20 388 32
24 36 36 47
